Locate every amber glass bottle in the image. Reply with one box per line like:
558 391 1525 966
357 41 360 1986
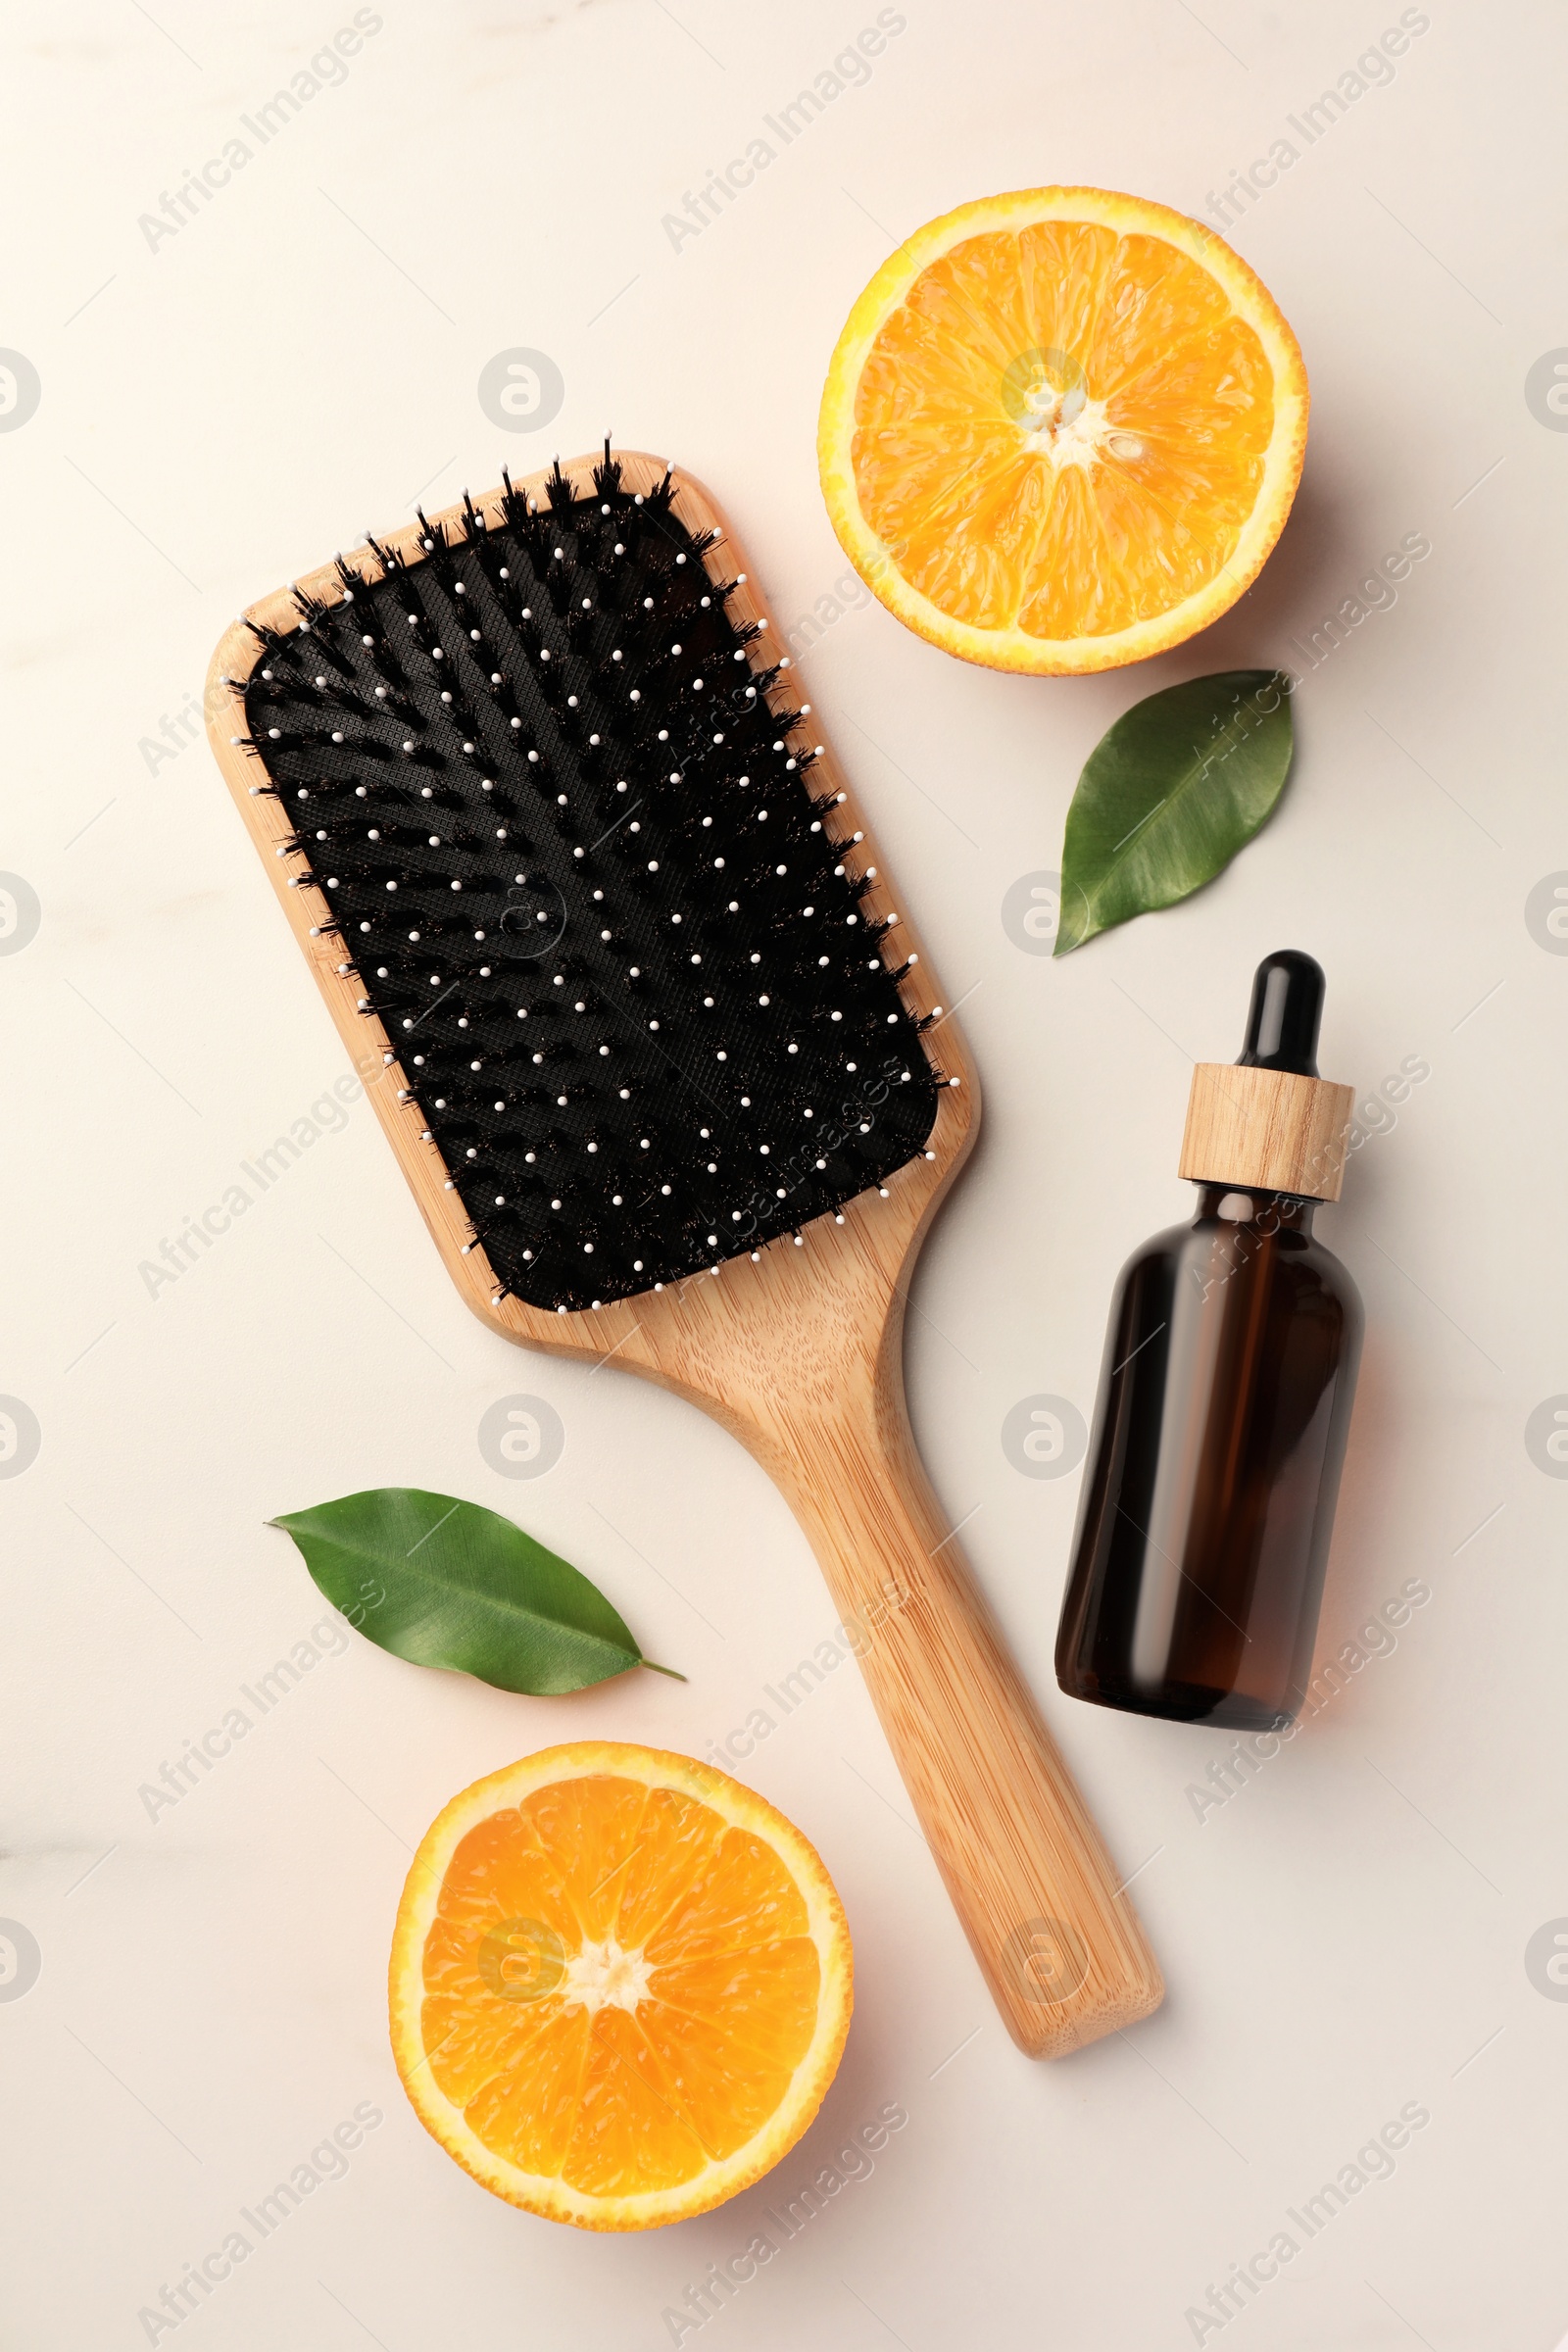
1054 953 1363 1732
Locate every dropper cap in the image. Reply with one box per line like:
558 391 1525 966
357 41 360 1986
1238 948 1324 1075
1178 951 1355 1201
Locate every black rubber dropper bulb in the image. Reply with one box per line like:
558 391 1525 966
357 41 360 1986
1236 948 1325 1077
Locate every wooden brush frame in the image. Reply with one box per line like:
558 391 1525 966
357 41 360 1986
207 449 1162 2058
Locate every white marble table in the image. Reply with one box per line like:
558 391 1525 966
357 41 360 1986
3 3 1564 2345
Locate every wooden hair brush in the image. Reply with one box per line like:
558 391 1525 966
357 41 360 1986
206 445 1162 2057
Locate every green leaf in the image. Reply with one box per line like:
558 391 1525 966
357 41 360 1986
1054 669 1295 956
270 1488 682 1694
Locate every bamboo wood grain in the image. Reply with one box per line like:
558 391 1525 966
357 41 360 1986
206 450 1163 2057
1180 1062 1355 1201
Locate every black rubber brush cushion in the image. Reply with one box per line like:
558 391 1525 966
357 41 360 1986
242 454 940 1313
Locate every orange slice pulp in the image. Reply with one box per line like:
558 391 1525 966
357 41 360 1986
818 187 1307 674
389 1742 853 2229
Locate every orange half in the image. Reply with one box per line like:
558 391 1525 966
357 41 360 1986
389 1743 853 2230
818 187 1308 674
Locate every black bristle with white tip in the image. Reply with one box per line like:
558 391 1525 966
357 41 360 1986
242 447 940 1311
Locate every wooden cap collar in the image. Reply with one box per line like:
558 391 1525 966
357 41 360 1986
1178 1063 1354 1202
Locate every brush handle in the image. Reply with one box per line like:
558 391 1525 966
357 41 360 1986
762 1382 1163 2059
